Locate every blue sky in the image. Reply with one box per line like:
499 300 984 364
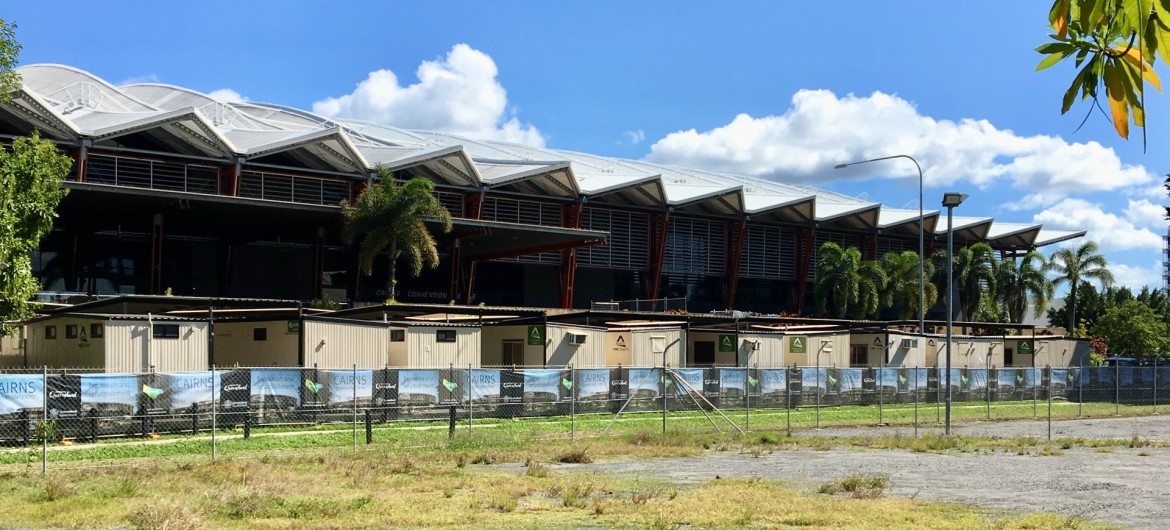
7 1 1168 291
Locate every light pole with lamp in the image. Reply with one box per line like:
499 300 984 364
834 156 926 335
942 192 967 435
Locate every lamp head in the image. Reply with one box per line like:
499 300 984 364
833 163 848 169
941 192 968 208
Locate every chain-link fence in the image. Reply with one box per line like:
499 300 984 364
3 362 1167 473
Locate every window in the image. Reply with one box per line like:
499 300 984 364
436 329 456 343
153 324 180 339
502 340 523 365
253 328 267 341
65 325 78 339
850 345 868 367
45 325 57 340
1004 348 1014 367
390 329 405 342
90 323 103 339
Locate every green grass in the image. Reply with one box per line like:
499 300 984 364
3 398 1163 469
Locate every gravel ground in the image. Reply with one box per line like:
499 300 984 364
564 415 1170 530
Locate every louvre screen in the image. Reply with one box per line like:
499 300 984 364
578 208 649 271
662 217 725 276
739 225 796 280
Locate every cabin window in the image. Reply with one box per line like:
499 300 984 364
45 325 57 339
390 329 405 342
253 328 267 341
436 329 456 343
65 325 78 339
502 340 524 365
153 324 180 339
90 323 103 339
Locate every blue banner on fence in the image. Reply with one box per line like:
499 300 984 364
0 375 43 415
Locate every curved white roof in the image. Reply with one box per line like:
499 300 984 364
4 64 1081 250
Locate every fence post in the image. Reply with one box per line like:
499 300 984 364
41 365 47 476
661 364 667 435
447 405 456 439
569 365 576 442
1078 359 1083 417
785 366 792 436
1047 365 1053 441
352 364 358 452
243 413 251 439
1154 357 1159 415
745 367 751 432
878 355 884 426
1033 367 1039 419
1115 362 1120 415
913 368 919 438
211 364 217 461
463 362 467 432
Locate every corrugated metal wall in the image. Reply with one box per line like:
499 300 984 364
0 330 23 367
783 332 849 367
737 332 785 367
629 328 686 367
106 320 208 373
303 320 389 369
24 317 106 369
408 325 481 368
213 320 298 367
883 333 926 367
545 324 606 367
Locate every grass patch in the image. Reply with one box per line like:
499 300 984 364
817 473 891 498
556 446 592 464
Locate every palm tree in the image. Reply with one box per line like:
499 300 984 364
953 243 997 321
341 168 453 302
994 251 1054 324
813 242 861 319
880 250 938 321
856 258 888 320
1048 241 1115 333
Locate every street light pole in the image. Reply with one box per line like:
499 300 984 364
941 192 967 435
835 155 926 334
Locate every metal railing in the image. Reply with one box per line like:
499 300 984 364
238 170 351 206
85 153 220 195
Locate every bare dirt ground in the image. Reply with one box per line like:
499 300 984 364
565 415 1170 530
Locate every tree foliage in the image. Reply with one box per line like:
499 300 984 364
0 19 20 98
813 242 865 319
0 132 73 336
340 168 452 302
879 250 937 321
995 251 1055 324
1047 241 1115 332
1092 299 1170 356
1038 0 1169 140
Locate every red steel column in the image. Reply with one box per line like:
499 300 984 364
723 220 746 309
559 200 584 308
645 211 670 300
792 227 815 314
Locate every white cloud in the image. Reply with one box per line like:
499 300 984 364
207 88 248 103
312 44 543 146
1108 261 1164 291
1032 198 1162 252
623 130 646 145
1125 199 1166 228
644 90 1156 202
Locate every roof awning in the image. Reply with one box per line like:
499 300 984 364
438 218 608 261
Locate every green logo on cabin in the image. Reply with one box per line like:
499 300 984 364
719 335 736 353
287 320 301 333
1018 340 1035 355
789 336 807 354
527 326 545 346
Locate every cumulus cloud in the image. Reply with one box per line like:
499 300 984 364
1032 198 1162 252
1125 199 1166 228
312 44 543 145
623 129 646 145
1108 261 1164 291
644 90 1156 201
207 88 248 103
